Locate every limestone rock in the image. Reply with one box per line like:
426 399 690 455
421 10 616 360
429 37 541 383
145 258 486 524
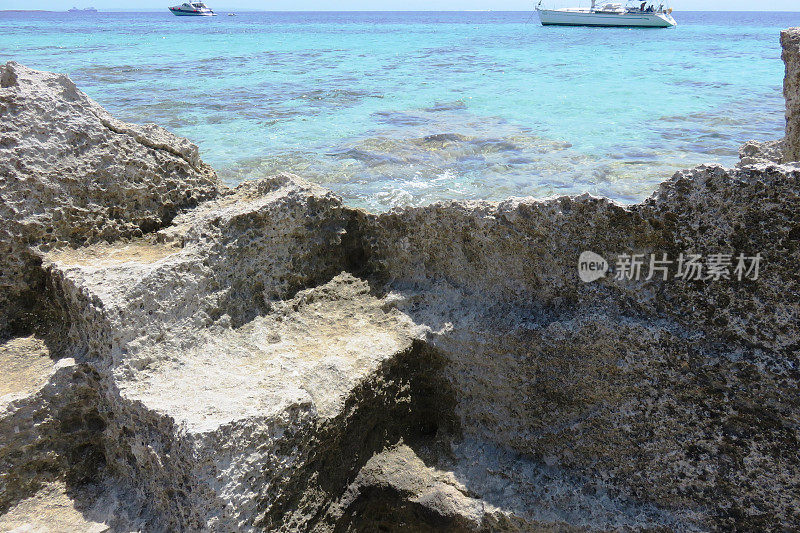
737 138 784 166
782 27 800 161
0 336 105 515
0 481 110 533
0 336 54 400
354 160 800 530
333 442 685 531
40 174 454 530
49 246 453 530
0 61 220 337
44 174 358 370
332 444 492 532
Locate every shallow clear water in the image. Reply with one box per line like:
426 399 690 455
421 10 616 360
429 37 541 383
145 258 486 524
2 10 799 210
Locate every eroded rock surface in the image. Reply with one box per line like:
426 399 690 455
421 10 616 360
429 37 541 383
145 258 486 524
0 481 110 533
0 61 220 337
1 29 800 533
737 138 784 166
783 27 800 161
0 336 104 515
39 175 455 531
357 161 800 530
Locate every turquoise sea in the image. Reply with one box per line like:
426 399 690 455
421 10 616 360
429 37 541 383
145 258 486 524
2 10 799 210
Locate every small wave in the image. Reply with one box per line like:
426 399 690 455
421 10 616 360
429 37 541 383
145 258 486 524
372 111 432 127
327 148 404 167
423 100 468 113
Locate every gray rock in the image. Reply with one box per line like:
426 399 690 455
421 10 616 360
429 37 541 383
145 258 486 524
37 161 789 531
330 442 682 532
782 27 800 161
0 481 110 533
0 336 105 515
358 163 800 530
737 138 784 165
41 176 455 530
331 444 494 532
0 61 220 337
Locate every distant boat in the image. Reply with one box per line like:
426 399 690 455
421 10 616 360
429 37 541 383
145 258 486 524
67 6 98 12
536 0 676 28
228 12 236 16
168 2 217 16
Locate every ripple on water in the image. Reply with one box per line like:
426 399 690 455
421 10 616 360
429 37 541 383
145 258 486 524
7 11 788 211
217 104 700 211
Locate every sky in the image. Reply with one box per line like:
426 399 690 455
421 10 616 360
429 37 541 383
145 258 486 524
1 0 797 11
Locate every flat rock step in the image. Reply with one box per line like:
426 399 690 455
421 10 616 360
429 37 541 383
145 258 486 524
46 237 439 529
120 273 420 431
0 336 55 404
0 481 112 533
100 274 443 530
0 336 104 520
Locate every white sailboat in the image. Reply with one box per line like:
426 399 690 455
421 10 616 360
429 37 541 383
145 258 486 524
536 1 676 28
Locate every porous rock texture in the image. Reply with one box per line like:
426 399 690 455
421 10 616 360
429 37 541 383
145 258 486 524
0 336 105 516
783 27 800 161
357 162 800 530
0 61 219 338
737 138 784 166
1 32 800 532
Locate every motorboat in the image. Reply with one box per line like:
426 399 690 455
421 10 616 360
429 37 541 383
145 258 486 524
536 0 676 28
168 2 216 16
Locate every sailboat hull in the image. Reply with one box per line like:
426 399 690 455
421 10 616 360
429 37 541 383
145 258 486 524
169 7 216 16
538 9 676 28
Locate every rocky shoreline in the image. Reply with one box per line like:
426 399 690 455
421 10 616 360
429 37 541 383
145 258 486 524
0 28 799 532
